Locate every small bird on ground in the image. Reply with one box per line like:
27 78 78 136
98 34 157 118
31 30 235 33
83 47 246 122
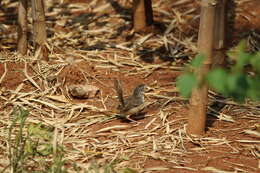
114 79 146 122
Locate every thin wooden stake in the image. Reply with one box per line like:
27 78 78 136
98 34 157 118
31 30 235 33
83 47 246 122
133 0 153 32
17 0 28 55
31 0 48 61
187 0 217 135
213 0 226 67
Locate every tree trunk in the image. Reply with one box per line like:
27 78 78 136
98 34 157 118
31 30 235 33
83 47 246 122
133 0 153 32
187 0 217 135
31 0 48 61
17 0 28 55
213 0 226 67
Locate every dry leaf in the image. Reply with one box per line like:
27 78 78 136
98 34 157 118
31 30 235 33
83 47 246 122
46 95 69 103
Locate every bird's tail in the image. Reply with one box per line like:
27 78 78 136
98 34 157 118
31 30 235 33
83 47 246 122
113 78 125 107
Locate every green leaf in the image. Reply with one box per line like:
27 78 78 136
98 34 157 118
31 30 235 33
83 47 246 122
190 54 205 68
226 73 248 102
17 107 29 123
121 168 138 173
25 140 35 154
28 123 52 140
246 76 260 101
250 53 260 74
38 144 53 156
237 40 247 53
232 51 251 72
176 73 197 98
176 40 260 102
207 69 228 95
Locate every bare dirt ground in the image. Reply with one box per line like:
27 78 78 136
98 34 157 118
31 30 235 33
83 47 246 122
0 0 259 172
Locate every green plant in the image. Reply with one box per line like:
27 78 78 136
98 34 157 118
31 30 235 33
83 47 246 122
85 161 137 173
86 161 115 173
5 107 68 173
177 41 260 102
4 107 137 173
176 54 204 98
7 107 29 173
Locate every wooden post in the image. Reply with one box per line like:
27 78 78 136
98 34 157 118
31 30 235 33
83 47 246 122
31 0 48 61
213 0 226 67
187 0 217 135
133 0 153 32
17 0 28 55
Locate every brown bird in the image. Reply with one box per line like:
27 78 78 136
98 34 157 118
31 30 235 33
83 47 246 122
114 79 146 122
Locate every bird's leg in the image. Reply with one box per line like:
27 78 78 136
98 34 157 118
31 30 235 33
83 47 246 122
126 115 141 125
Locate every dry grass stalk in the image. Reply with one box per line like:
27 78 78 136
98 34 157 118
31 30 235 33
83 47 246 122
0 63 7 84
0 0 258 172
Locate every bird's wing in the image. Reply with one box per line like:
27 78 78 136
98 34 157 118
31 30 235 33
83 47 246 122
122 103 146 115
122 97 141 110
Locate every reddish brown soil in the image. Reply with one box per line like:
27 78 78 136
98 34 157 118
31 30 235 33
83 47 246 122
0 0 259 172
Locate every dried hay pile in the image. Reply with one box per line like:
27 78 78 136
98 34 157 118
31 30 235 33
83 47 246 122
0 0 259 172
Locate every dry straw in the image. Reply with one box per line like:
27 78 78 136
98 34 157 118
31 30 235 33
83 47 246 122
0 0 259 172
